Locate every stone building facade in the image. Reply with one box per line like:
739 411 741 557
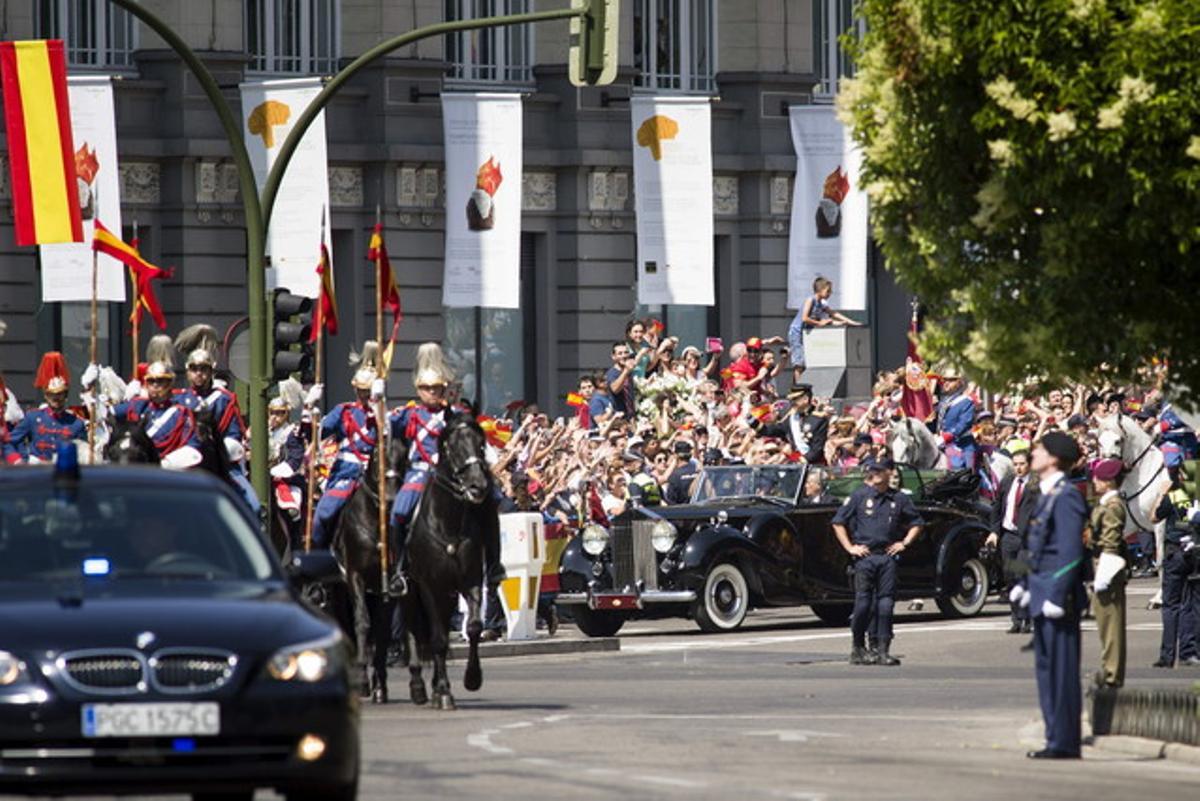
0 0 909 412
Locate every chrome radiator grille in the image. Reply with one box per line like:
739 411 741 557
60 653 144 693
151 652 236 693
610 518 659 592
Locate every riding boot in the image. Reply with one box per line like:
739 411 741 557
388 522 410 596
850 643 872 665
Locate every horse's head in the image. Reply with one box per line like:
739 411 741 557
888 418 917 465
437 411 491 506
103 414 159 465
1095 413 1128 461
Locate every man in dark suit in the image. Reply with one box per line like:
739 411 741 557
986 448 1039 633
1012 431 1088 760
664 440 702 505
750 383 828 464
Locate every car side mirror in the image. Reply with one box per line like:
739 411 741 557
284 551 342 586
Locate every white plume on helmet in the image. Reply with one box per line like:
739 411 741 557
145 334 176 369
414 342 454 388
277 377 305 412
349 340 380 390
176 324 220 369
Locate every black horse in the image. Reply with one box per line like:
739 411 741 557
332 434 404 704
103 414 160 465
401 411 498 711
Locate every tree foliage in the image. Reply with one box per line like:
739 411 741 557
840 0 1200 400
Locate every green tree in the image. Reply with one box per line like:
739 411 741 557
840 0 1200 398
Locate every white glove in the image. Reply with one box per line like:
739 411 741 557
1041 599 1065 620
1008 584 1027 605
270 461 295 480
304 384 323 408
3 390 23 425
370 378 385 401
223 437 245 463
1093 578 1110 593
81 363 99 389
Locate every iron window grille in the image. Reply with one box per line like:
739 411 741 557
444 0 534 86
246 0 340 75
34 0 138 70
633 0 716 95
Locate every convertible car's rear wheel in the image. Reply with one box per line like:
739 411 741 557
693 562 749 632
572 606 625 637
935 556 990 618
809 602 852 627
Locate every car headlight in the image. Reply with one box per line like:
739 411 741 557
581 523 610 556
266 633 341 683
0 651 25 686
651 520 677 553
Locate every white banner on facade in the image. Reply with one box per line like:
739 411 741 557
40 76 124 303
786 106 868 310
240 77 330 299
631 97 714 306
441 92 523 309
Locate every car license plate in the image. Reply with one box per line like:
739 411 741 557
81 702 220 738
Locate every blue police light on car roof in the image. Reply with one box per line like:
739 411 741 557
82 557 111 577
54 441 80 481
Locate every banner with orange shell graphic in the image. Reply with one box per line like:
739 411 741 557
37 75 126 302
441 92 523 309
630 96 714 306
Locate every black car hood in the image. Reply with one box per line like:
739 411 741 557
0 582 333 656
632 501 792 524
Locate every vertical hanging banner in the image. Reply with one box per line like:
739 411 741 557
630 96 714 306
441 92 522 309
0 39 84 247
787 106 868 310
39 75 125 302
240 77 330 299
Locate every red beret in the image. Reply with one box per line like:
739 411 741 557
1092 458 1123 482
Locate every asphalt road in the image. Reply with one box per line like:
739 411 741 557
14 577 1200 801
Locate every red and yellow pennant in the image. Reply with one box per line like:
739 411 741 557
310 244 338 342
0 40 82 246
565 392 586 408
367 223 402 367
749 403 772 421
92 221 173 330
478 416 513 448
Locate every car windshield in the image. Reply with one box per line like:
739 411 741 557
0 485 275 583
691 466 804 504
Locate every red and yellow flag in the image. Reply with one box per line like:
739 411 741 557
367 223 401 366
478 416 513 448
565 392 586 408
310 244 338 342
901 308 934 421
0 40 82 246
92 221 172 330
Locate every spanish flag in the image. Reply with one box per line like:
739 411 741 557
367 223 401 366
0 40 82 246
565 392 586 408
92 222 172 330
478 416 513 448
310 244 338 342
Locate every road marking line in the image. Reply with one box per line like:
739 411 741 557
744 729 847 743
631 773 708 789
502 721 534 729
467 728 513 755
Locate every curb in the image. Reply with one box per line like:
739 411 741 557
448 636 620 660
1088 735 1200 764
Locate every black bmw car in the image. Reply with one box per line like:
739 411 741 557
0 458 358 799
557 463 998 636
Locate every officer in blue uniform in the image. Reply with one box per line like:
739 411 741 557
307 367 380 549
112 361 204 467
1151 484 1200 668
5 355 87 464
832 456 925 666
175 348 258 512
1012 431 1088 759
936 370 977 471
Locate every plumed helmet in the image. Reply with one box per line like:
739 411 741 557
174 324 219 366
350 367 376 390
145 334 176 370
268 396 290 412
413 342 454 388
145 361 175 380
34 352 70 394
348 340 381 390
186 348 216 368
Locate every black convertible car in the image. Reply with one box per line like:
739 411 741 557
557 464 998 636
0 456 358 799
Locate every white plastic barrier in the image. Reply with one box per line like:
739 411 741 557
497 512 546 641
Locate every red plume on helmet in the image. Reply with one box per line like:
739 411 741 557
34 352 70 392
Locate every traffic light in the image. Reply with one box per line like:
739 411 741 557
273 289 313 382
569 0 619 87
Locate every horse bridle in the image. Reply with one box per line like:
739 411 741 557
433 449 487 502
1111 416 1167 532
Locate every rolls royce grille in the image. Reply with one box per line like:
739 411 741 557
611 518 659 592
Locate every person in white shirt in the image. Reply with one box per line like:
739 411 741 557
986 449 1039 633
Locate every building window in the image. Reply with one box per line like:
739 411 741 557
35 0 138 69
445 0 534 85
813 0 861 98
633 0 716 94
246 0 340 75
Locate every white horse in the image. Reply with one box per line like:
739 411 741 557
888 418 948 470
979 448 1015 498
1096 413 1171 604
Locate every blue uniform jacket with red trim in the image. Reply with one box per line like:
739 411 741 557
4 406 87 463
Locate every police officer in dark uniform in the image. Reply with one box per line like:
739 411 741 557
1012 431 1089 760
664 440 701 504
1151 479 1200 668
750 383 828 464
832 456 925 666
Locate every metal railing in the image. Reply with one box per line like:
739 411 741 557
445 0 534 85
35 0 138 69
633 0 715 94
1090 684 1200 747
246 0 340 75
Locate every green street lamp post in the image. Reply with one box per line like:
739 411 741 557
106 0 617 502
